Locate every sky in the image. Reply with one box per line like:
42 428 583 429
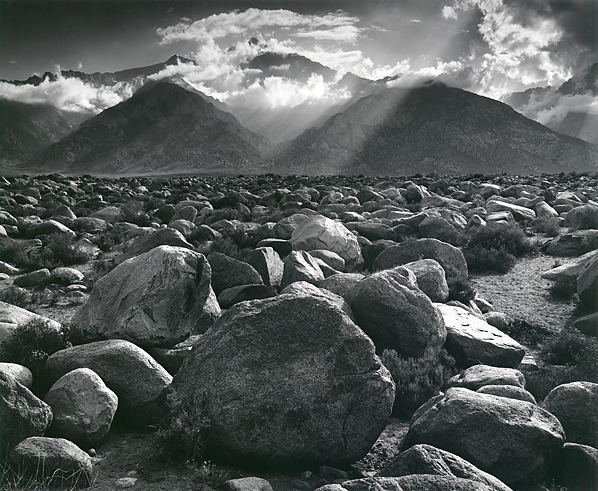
0 0 596 125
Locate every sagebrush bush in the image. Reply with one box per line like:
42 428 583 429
540 328 598 382
155 389 210 464
497 319 551 347
549 276 578 300
41 234 88 267
447 277 476 303
380 348 458 418
0 318 70 395
532 217 561 236
208 235 253 263
463 222 537 273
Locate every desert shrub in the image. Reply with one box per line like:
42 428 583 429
568 206 598 230
205 208 239 225
540 328 598 382
0 241 43 271
209 235 252 263
0 286 31 308
0 318 70 395
155 389 210 464
463 222 537 273
447 277 476 303
380 348 457 418
40 234 88 267
193 462 234 490
531 217 561 236
497 319 552 347
549 276 578 300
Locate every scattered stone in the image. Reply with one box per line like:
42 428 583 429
218 284 278 309
378 444 512 491
545 230 598 256
350 266 446 357
9 436 93 488
224 477 274 491
44 368 118 449
208 252 264 296
0 371 53 460
437 304 525 368
13 268 52 287
577 252 598 311
46 339 172 426
402 387 564 485
281 250 325 289
402 259 449 303
447 365 526 391
248 247 284 287
542 381 598 448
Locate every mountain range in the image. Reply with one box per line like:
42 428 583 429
1 50 597 176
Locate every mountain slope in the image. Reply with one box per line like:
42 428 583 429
0 99 89 168
271 82 597 175
29 80 271 174
550 111 598 144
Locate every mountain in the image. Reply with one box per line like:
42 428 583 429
2 55 195 87
270 82 597 176
0 98 89 169
550 111 598 144
242 52 336 85
557 63 598 97
29 80 271 174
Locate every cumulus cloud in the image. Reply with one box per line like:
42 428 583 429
0 74 134 113
156 8 360 44
293 25 363 43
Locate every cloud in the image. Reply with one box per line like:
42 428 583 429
0 74 134 113
9 60 17 64
293 25 363 43
156 8 360 44
442 6 458 19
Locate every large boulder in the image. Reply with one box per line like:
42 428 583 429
44 368 118 449
291 215 364 272
171 294 395 468
0 362 33 389
402 387 565 485
402 259 449 303
208 252 264 296
541 249 597 282
378 444 512 491
349 267 446 357
9 436 93 488
248 247 284 288
116 227 195 264
485 199 536 222
552 443 598 490
577 252 598 311
71 246 220 348
545 230 598 256
564 203 598 229
45 340 172 426
281 250 325 289
316 475 507 491
542 381 598 448
436 304 525 368
0 371 52 460
373 238 467 282
447 365 526 391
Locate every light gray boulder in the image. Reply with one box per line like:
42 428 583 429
291 214 364 272
0 362 33 388
281 250 325 289
71 246 220 348
542 381 598 448
402 387 565 485
44 368 118 449
9 436 93 488
350 266 446 358
447 365 526 391
0 371 52 460
436 304 525 368
46 340 171 426
403 259 449 303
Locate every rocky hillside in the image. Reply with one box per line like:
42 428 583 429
0 99 89 169
28 80 271 174
272 82 598 175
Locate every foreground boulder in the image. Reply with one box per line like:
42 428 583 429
436 305 525 368
402 388 565 485
291 215 364 272
349 267 446 357
552 443 598 490
9 436 92 488
46 340 171 426
447 365 526 391
316 475 507 490
542 381 598 448
171 294 395 468
373 238 467 282
378 444 512 491
0 371 52 460
44 368 118 449
71 246 220 348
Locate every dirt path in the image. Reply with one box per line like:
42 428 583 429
469 252 580 334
